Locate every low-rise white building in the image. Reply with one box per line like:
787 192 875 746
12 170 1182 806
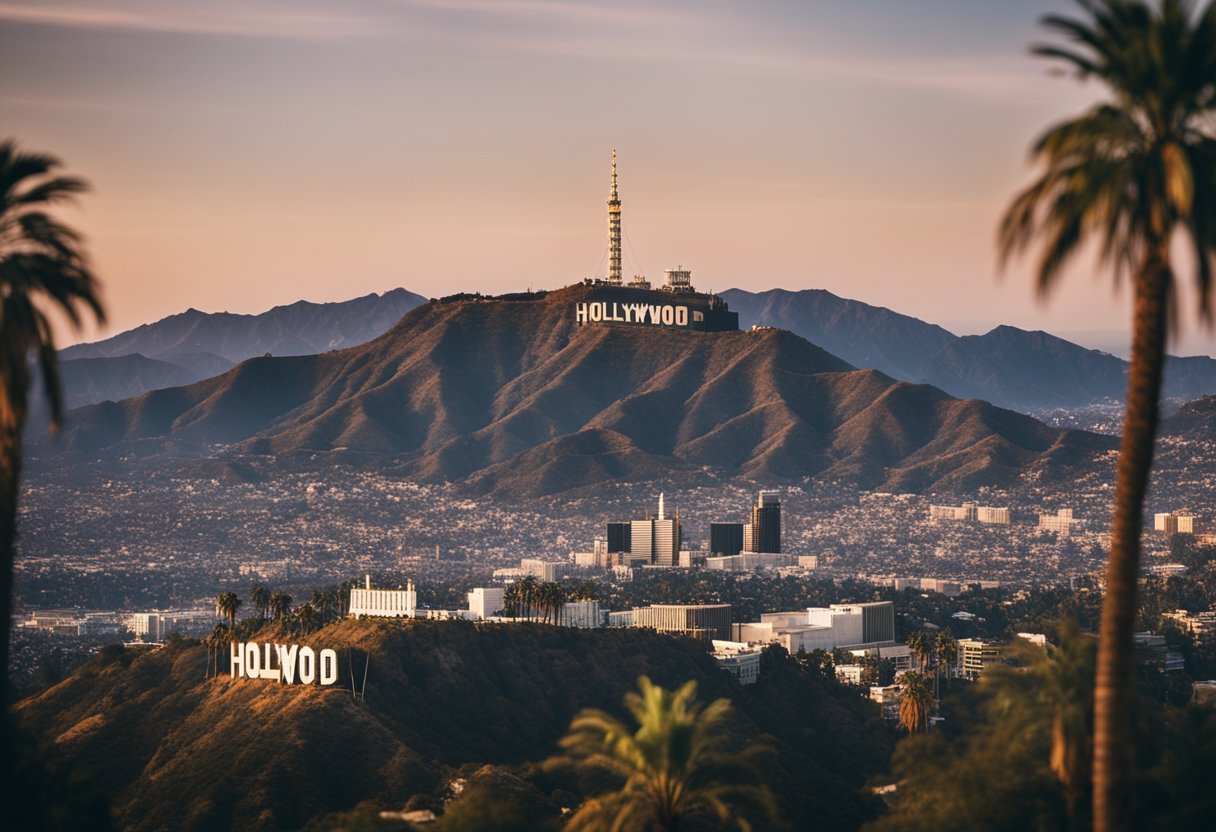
520 559 568 582
870 684 902 721
467 587 504 620
559 600 603 629
712 640 762 685
126 609 214 642
732 602 895 654
705 553 798 572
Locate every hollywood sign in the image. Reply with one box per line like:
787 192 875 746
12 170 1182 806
229 641 340 686
575 301 704 327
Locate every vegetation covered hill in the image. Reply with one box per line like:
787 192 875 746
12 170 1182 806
42 284 1113 496
16 620 893 831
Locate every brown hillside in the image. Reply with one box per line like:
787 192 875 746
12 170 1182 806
17 621 894 832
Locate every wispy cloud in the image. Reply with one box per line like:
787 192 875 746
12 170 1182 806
397 0 704 28
0 1 385 39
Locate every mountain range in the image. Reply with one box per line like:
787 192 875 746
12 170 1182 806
43 284 1114 497
722 288 1216 410
59 285 1216 417
53 289 427 409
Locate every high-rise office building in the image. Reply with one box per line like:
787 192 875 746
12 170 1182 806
607 522 631 553
622 494 681 566
745 491 781 553
710 522 744 556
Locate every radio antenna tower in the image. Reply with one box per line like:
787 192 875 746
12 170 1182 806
607 149 622 285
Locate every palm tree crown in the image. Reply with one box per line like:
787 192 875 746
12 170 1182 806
560 676 776 831
1001 0 1216 301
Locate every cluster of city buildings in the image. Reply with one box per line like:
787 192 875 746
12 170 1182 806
1154 511 1206 536
564 491 801 573
928 502 1010 524
16 608 215 642
927 502 1086 537
864 576 1002 596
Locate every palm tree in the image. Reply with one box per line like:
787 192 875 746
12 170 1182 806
542 581 564 625
898 672 934 734
215 591 241 631
269 592 292 623
999 3 1216 826
518 575 539 622
906 629 933 674
203 623 230 678
999 622 1098 827
935 629 959 695
503 581 520 619
295 602 317 634
310 589 330 624
249 584 271 620
0 139 105 710
560 676 777 831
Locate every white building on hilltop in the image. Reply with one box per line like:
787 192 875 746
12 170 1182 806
467 587 504 620
712 640 762 685
349 575 417 618
559 600 603 629
733 602 895 654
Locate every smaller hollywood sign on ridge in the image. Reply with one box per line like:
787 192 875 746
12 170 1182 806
229 641 340 686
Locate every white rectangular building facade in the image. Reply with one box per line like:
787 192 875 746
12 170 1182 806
559 600 602 629
349 576 417 618
520 559 567 582
467 587 504 620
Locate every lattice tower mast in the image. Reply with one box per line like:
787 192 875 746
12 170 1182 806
608 149 622 285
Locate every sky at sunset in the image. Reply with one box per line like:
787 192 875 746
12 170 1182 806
3 0 1214 357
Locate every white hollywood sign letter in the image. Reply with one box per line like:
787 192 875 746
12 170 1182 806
319 649 339 686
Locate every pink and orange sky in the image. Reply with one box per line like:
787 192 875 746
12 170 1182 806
3 0 1213 356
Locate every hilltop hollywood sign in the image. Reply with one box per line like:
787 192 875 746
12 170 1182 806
575 301 704 327
229 641 339 686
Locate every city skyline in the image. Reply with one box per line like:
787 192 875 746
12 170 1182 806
5 1 1213 356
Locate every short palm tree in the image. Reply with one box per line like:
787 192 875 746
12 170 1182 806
204 622 230 678
1037 623 1097 828
560 676 776 831
898 672 934 734
935 629 959 694
269 592 292 623
518 575 539 621
216 591 241 630
249 584 271 620
0 138 104 710
295 602 317 634
906 630 933 674
999 3 1216 827
310 589 330 624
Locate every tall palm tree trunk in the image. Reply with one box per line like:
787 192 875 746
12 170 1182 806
0 400 25 713
1093 255 1170 832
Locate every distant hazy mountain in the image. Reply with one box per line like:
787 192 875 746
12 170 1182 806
721 288 955 381
46 284 1113 497
54 289 427 408
723 288 1216 411
58 354 230 410
1164 394 1216 439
